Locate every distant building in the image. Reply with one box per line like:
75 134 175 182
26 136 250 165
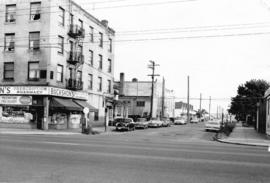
114 73 175 120
174 101 194 118
0 0 115 129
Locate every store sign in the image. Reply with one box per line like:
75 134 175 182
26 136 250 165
0 86 88 100
0 96 32 105
0 86 48 95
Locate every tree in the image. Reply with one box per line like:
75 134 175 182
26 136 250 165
228 79 270 125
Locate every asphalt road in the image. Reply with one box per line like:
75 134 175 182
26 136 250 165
1 123 270 183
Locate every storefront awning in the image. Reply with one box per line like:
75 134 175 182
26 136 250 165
50 97 82 111
73 100 98 112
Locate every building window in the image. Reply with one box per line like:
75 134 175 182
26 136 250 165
69 13 73 25
137 101 145 107
107 80 111 93
28 62 39 80
30 2 41 20
6 4 16 23
98 77 102 91
99 32 103 48
29 32 40 50
59 6 65 26
69 40 74 52
58 36 64 54
109 38 112 52
4 62 14 80
56 64 63 82
79 19 83 28
89 26 94 42
88 74 93 90
4 33 15 52
98 55 103 70
77 70 82 81
78 45 83 54
94 111 99 121
108 59 112 73
89 50 93 65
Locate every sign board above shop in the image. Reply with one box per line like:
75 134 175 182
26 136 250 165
0 96 32 105
0 86 88 100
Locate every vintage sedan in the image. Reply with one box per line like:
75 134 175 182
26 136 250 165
205 120 221 132
161 118 171 127
115 118 135 131
134 118 149 129
174 117 187 125
148 120 163 128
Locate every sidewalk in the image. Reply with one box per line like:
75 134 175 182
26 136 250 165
217 123 270 147
0 126 115 136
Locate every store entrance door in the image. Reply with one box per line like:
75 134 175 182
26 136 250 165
36 109 44 130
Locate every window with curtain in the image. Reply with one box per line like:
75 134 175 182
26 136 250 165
30 2 41 20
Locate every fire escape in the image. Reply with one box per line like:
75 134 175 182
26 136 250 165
66 22 85 91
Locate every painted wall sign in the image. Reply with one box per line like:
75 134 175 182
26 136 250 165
0 96 32 105
0 86 88 100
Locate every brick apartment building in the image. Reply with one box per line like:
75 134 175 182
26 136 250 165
0 0 115 129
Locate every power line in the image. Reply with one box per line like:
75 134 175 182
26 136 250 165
1 30 270 49
0 0 197 17
2 21 270 42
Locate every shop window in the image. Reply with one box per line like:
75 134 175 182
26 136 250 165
28 62 40 81
59 6 65 26
56 64 63 82
29 32 40 50
4 33 15 51
94 111 99 121
137 101 145 107
6 4 16 23
30 2 41 21
4 62 14 80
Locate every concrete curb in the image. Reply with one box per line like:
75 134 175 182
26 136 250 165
216 138 269 147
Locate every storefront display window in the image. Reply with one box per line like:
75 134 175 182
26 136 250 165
0 106 33 123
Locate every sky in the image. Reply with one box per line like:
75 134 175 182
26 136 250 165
74 0 270 114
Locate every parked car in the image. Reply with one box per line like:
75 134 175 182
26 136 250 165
174 117 187 125
190 117 199 124
205 120 221 132
134 118 149 129
115 118 135 131
148 120 163 128
161 118 171 127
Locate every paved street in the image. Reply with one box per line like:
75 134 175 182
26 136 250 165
1 123 270 183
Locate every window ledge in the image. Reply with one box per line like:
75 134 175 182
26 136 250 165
29 20 41 23
4 22 16 25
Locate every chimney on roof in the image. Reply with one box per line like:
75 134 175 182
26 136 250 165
119 73 125 96
101 19 108 28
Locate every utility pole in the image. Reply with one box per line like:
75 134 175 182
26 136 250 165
209 96 211 120
199 93 202 121
161 77 165 118
187 76 190 123
147 61 160 119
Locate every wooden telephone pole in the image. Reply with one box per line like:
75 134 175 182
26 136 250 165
148 61 160 119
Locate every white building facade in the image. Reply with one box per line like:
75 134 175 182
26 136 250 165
0 0 115 129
